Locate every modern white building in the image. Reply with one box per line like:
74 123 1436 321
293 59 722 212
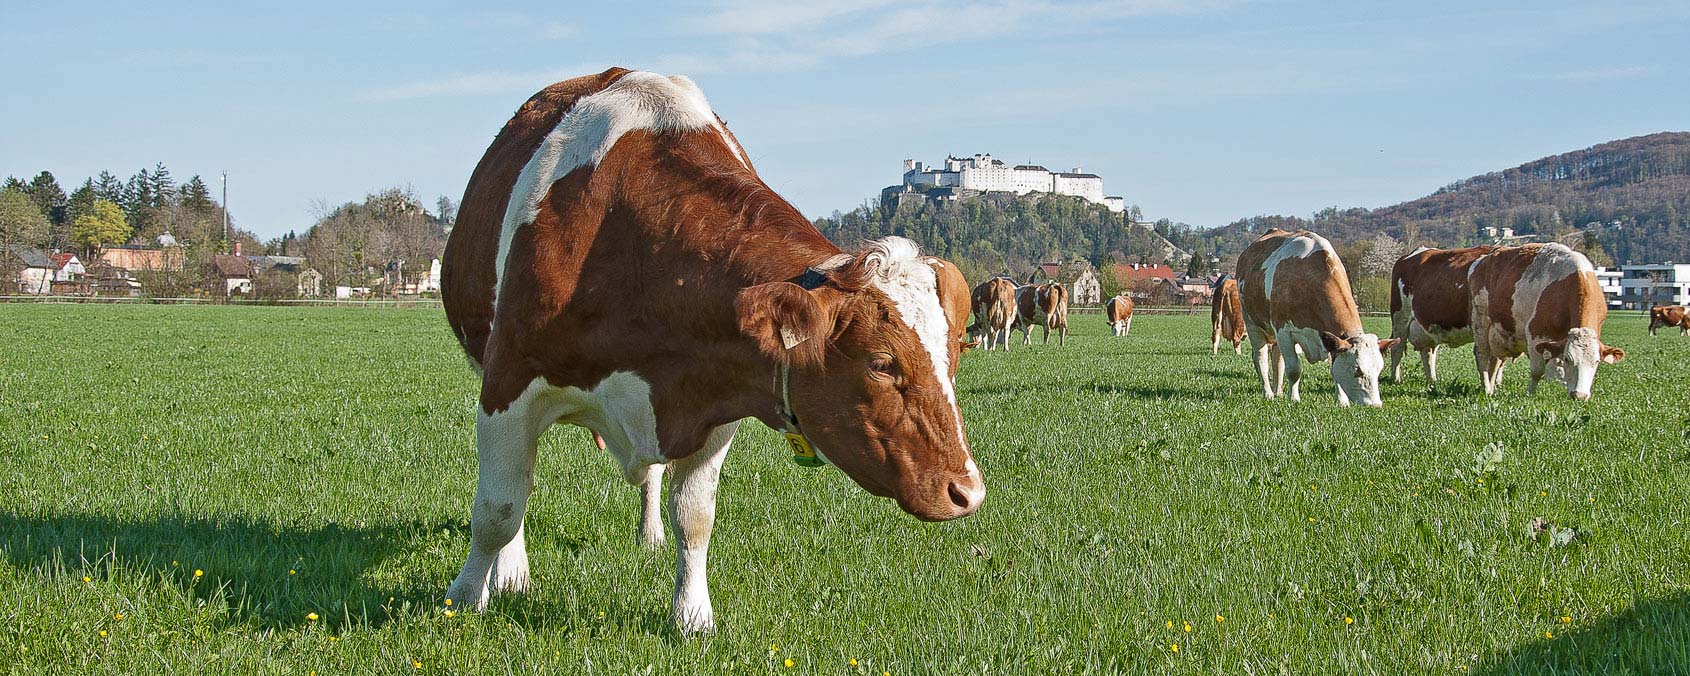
899 153 1125 212
1594 267 1623 307
1617 262 1690 309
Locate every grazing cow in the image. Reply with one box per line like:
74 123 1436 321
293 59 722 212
1236 229 1398 407
440 68 984 633
1649 305 1689 335
1015 281 1069 345
1210 277 1244 355
1468 243 1624 399
1104 293 1134 337
970 277 1018 350
1387 245 1500 382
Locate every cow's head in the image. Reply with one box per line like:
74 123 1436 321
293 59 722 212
735 237 983 521
1322 332 1397 408
1536 327 1624 400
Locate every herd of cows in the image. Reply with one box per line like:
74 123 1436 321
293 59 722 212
429 68 1687 634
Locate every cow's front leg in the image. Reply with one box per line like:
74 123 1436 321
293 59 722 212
447 395 549 610
1423 346 1441 382
638 463 667 549
1278 343 1303 402
669 421 739 634
1526 352 1548 395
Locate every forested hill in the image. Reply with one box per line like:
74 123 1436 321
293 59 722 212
1210 132 1690 263
813 193 1192 284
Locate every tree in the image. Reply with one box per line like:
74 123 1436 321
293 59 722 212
71 199 132 252
1 184 52 268
1358 233 1405 279
179 176 212 211
436 195 457 228
25 171 67 225
93 171 124 203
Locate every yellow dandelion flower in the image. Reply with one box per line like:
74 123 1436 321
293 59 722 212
1561 616 1571 624
443 598 452 607
1545 631 1554 639
1540 491 1547 497
413 660 422 669
83 576 92 583
1345 616 1354 625
115 613 124 620
306 612 319 621
329 637 339 642
770 644 779 654
1170 642 1179 653
1307 517 1315 523
193 569 204 578
99 630 108 637
1215 614 1224 623
289 570 297 575
443 610 455 618
784 658 794 668
1165 620 1173 630
849 658 858 666
1183 621 1191 632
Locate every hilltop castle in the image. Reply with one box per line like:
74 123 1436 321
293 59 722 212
883 153 1125 213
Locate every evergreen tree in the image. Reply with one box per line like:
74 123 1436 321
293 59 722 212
148 162 176 205
93 171 124 203
25 171 68 225
180 175 212 211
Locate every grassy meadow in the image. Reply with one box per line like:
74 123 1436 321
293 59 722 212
1 303 1687 674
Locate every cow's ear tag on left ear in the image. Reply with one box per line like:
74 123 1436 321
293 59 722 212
780 325 806 350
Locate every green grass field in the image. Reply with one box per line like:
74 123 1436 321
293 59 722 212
1 304 1687 674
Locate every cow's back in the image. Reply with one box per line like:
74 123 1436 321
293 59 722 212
1237 228 1362 338
1391 246 1496 332
443 68 634 365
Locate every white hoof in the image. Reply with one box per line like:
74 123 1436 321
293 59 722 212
489 549 531 594
444 573 490 612
640 526 666 550
673 600 715 634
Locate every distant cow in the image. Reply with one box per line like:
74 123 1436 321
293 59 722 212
1388 245 1500 382
1236 229 1397 406
970 277 1018 350
1469 243 1624 399
1104 293 1134 337
1210 278 1244 355
440 69 983 633
1015 282 1069 346
1649 305 1689 335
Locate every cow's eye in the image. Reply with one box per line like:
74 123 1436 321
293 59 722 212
869 354 896 375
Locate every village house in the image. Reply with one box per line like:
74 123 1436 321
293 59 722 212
10 247 54 294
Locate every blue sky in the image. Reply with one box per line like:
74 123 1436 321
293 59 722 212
3 1 1687 238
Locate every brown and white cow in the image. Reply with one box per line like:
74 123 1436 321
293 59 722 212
1387 245 1500 382
440 69 984 633
1650 305 1689 336
1015 281 1069 346
1236 229 1398 407
1468 243 1624 400
970 277 1018 350
1104 293 1134 337
1210 277 1244 355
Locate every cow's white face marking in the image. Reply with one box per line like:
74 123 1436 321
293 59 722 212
863 237 971 462
493 71 743 316
1330 333 1385 408
1554 327 1603 399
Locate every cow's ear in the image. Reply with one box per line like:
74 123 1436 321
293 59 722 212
735 281 830 367
1535 338 1566 361
1320 331 1351 354
1600 343 1626 364
1377 337 1402 352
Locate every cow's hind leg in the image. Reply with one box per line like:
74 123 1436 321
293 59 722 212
1123 316 1131 337
670 421 740 634
447 383 556 610
1248 333 1276 399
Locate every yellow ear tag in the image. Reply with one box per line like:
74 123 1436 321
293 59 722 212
784 432 825 468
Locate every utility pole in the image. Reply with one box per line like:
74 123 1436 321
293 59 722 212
221 171 229 253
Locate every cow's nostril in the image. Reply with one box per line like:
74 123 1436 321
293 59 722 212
947 482 972 510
